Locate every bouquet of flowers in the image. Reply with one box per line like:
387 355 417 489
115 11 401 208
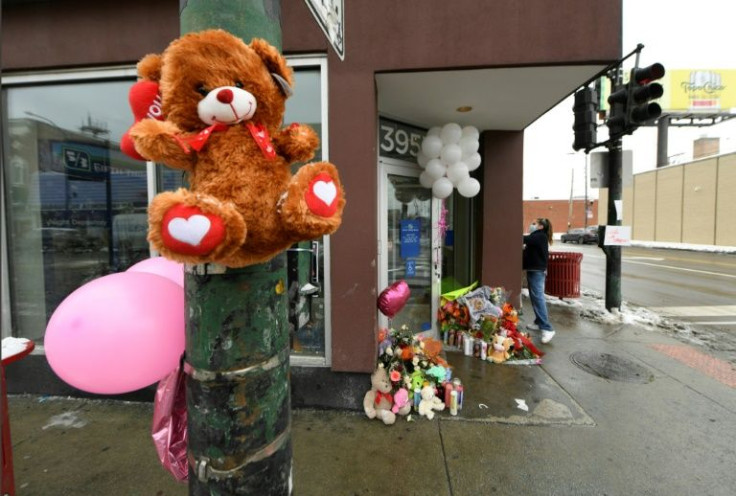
438 299 470 333
443 286 544 363
376 326 452 405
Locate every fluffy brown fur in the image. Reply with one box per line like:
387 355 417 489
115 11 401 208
129 30 345 267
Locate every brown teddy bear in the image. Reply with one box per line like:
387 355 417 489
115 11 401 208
127 29 345 267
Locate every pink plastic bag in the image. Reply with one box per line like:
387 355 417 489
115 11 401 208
151 362 188 482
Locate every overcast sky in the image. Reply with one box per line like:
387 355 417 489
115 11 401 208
523 0 736 200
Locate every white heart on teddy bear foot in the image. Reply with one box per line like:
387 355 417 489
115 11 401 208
312 180 337 206
167 215 211 246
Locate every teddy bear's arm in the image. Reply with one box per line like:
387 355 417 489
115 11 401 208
129 119 196 171
363 391 377 419
273 123 320 163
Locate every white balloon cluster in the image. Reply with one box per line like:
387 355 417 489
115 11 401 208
417 123 481 199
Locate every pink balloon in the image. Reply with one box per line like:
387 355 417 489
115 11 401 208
45 272 185 395
377 280 411 319
127 257 184 287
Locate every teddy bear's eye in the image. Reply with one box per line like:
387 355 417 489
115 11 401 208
234 81 244 89
196 85 209 96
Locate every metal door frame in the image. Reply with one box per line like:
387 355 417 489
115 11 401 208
377 157 441 338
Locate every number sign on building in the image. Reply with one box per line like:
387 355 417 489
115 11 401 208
378 117 427 162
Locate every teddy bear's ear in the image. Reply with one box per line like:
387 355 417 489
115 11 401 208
249 38 294 97
137 53 163 82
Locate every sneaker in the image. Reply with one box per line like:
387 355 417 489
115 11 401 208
527 323 540 331
541 330 556 344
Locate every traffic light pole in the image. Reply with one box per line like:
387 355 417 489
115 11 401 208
578 44 664 313
602 144 622 311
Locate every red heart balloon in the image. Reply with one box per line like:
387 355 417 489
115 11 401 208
377 280 411 319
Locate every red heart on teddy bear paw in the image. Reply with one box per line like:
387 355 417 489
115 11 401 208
161 205 226 255
305 173 338 217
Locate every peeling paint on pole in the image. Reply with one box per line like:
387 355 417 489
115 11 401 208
185 255 292 494
178 3 290 492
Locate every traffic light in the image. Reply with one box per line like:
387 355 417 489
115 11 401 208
629 63 665 125
572 87 598 151
606 84 628 139
605 62 665 140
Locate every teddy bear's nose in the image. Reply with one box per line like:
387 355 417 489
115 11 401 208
216 88 234 104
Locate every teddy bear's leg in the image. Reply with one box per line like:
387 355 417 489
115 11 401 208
279 162 345 240
378 409 396 425
148 188 246 263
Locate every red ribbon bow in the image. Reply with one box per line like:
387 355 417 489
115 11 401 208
374 391 394 407
173 121 276 160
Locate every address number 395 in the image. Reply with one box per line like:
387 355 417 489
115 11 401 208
379 124 423 159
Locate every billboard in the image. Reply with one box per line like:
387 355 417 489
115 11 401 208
661 69 736 113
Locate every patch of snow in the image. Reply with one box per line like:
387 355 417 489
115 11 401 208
42 411 88 430
630 240 736 254
522 286 735 364
2 337 32 360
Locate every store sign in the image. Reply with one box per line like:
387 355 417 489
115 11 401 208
304 0 344 60
400 218 421 258
603 225 631 246
379 117 426 162
406 260 416 277
54 141 109 181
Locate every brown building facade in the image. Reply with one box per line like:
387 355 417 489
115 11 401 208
2 0 622 407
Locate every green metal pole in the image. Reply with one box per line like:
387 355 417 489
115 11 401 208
181 0 282 50
178 2 291 494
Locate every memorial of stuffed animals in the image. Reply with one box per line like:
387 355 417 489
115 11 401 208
438 284 544 364
365 282 543 425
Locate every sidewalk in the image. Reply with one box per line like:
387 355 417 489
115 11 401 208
6 296 736 496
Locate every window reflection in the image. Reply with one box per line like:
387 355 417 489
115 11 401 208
3 80 147 342
3 66 328 356
283 68 326 357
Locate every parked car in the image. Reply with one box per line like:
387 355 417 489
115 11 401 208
561 227 598 244
584 226 599 244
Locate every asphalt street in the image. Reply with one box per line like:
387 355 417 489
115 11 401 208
558 243 736 332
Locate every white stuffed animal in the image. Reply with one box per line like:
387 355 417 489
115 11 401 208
417 385 445 420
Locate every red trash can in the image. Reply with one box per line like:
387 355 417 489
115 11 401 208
2 338 35 496
545 252 583 298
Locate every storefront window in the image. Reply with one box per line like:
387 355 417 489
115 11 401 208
2 74 143 343
282 66 329 360
2 62 331 363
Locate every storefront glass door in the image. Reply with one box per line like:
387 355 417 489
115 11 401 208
379 158 440 337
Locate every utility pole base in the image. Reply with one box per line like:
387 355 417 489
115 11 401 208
185 256 292 495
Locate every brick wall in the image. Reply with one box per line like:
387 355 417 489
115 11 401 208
523 199 599 235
